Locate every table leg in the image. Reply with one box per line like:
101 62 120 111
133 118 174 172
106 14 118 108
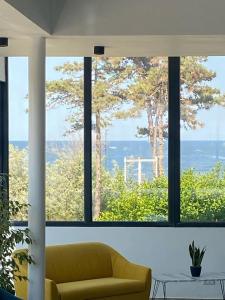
162 282 167 299
219 280 225 300
152 280 160 300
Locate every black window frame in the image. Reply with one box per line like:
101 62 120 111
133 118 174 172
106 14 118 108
0 57 8 195
1 56 224 227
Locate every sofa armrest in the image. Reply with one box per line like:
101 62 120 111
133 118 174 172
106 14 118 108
111 252 151 293
45 278 60 300
113 255 151 297
14 250 60 300
113 254 151 281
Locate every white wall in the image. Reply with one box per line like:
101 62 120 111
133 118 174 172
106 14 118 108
46 227 225 299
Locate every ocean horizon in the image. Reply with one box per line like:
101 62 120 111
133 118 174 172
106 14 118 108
9 140 225 179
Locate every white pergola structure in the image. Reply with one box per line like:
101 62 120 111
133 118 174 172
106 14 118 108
1 0 225 299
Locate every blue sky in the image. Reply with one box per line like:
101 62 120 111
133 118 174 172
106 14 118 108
8 56 225 141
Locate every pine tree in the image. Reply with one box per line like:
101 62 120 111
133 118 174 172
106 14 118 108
47 56 224 217
47 57 127 218
116 57 224 176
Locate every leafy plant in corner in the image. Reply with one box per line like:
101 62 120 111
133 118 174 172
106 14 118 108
189 240 206 277
0 175 34 294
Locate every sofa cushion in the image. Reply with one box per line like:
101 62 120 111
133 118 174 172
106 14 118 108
46 243 113 283
57 277 145 300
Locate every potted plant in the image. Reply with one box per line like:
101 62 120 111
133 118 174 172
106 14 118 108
0 175 34 295
189 240 206 277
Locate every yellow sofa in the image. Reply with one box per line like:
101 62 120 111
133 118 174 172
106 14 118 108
15 242 151 300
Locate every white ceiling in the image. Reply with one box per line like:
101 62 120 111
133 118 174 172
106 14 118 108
0 0 49 37
1 0 225 56
53 0 225 36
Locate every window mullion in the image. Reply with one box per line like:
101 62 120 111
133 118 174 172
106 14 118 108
168 57 180 226
0 57 9 181
84 57 92 223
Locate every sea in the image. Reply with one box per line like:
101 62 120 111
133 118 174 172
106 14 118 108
10 140 225 179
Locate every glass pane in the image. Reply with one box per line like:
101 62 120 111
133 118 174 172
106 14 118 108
92 57 168 222
9 57 29 221
46 57 84 221
180 56 225 222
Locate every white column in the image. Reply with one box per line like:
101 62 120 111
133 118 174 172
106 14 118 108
138 157 142 184
124 157 127 182
0 57 6 82
28 37 46 300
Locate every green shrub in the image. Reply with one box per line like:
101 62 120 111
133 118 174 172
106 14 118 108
181 164 225 222
99 169 168 221
100 163 225 222
9 144 225 222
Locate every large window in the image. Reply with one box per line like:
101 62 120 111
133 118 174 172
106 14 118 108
8 57 85 222
91 57 168 222
180 57 225 223
9 57 28 221
2 56 225 226
46 57 84 221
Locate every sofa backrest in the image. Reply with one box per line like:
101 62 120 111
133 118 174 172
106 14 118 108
45 242 113 283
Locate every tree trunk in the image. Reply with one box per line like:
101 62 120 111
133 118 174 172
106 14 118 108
94 110 101 219
147 107 158 178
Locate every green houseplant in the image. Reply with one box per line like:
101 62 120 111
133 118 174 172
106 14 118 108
189 240 206 277
0 175 34 294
